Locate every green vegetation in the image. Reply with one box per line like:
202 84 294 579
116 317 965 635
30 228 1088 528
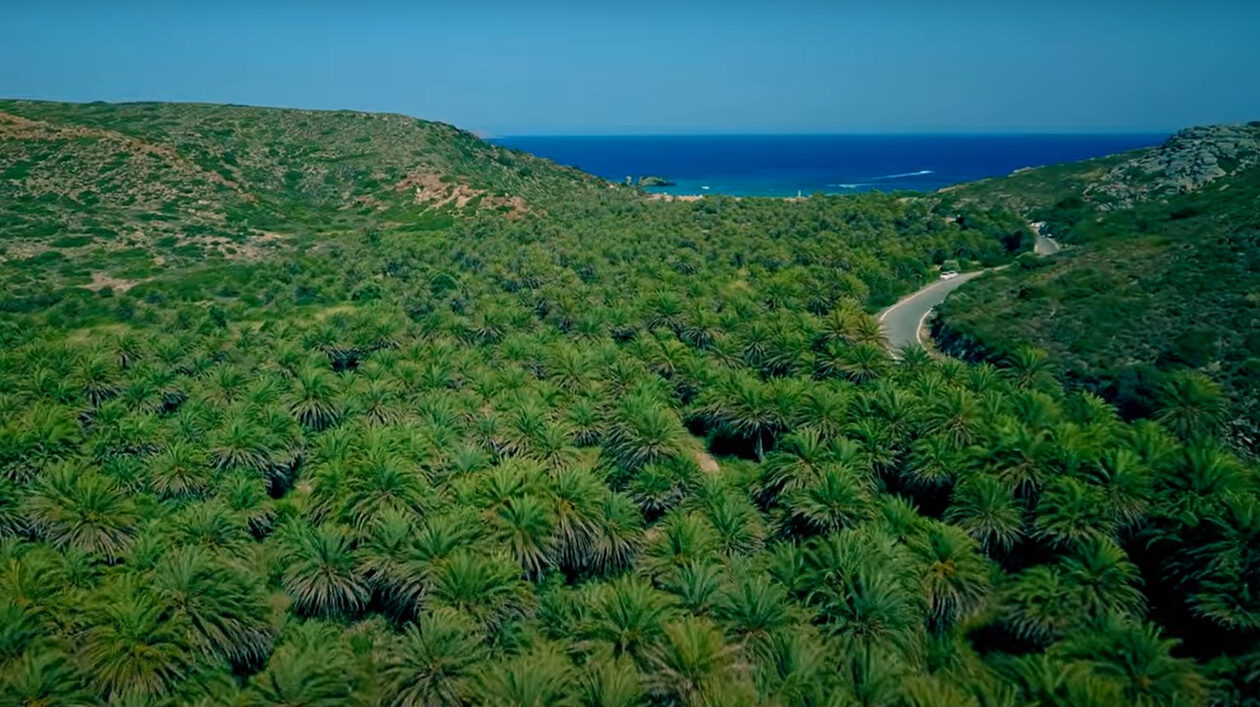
938 125 1260 458
0 100 1256 706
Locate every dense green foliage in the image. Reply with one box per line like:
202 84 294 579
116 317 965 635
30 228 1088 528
938 136 1260 458
0 101 1256 706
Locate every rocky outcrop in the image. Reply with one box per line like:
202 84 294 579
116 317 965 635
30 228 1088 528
1088 123 1260 206
637 175 676 187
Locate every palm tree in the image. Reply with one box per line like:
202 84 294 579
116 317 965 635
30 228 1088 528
697 373 782 460
0 477 26 539
1049 617 1207 707
701 489 765 557
279 522 369 618
1155 370 1228 441
163 500 253 557
356 510 429 619
431 549 524 623
644 616 740 707
590 493 643 575
0 646 92 707
248 621 354 707
945 474 1023 554
1033 477 1116 550
991 653 1124 707
148 545 273 669
903 434 962 491
605 395 685 470
413 509 482 567
566 397 604 447
545 343 594 392
1000 565 1078 644
866 383 923 442
1158 444 1248 524
909 522 994 629
218 471 276 538
1124 419 1182 474
643 512 719 579
203 364 249 407
470 644 578 707
925 388 984 448
24 463 136 561
341 449 430 530
780 465 875 535
1003 346 1056 391
756 427 834 505
350 376 405 426
496 494 556 578
627 462 691 520
820 304 884 347
750 625 849 707
662 559 724 616
208 412 273 473
2 403 80 483
289 366 342 431
801 530 924 660
78 581 193 703
547 465 603 572
1083 448 1152 530
75 354 119 407
986 420 1055 498
793 385 851 442
1169 495 1260 633
1057 538 1145 622
582 575 674 660
148 440 211 500
381 606 488 707
820 342 889 384
714 575 790 640
578 654 645 707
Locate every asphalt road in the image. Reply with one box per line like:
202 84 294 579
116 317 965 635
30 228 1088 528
878 272 985 352
1033 227 1061 256
878 222 1062 354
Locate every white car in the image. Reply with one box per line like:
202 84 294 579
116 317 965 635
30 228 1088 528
940 271 959 280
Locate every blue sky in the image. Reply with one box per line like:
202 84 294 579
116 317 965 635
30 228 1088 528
2 0 1258 135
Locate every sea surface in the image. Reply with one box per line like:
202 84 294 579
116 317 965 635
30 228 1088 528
491 134 1167 197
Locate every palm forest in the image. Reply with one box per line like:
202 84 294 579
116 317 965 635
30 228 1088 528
0 101 1256 707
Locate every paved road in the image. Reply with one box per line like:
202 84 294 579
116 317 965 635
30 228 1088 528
880 222 1064 353
878 272 985 353
1032 221 1061 255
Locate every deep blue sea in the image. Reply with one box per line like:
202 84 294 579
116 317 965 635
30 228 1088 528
491 134 1167 197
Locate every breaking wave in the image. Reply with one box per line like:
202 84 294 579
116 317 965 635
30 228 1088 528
870 169 934 180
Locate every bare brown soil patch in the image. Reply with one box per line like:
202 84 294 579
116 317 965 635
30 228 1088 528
82 271 147 293
395 170 527 217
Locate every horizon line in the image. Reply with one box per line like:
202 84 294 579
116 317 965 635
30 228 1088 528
489 130 1174 139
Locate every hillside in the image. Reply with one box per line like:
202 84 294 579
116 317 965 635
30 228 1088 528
937 124 1260 456
0 99 617 305
0 101 1255 707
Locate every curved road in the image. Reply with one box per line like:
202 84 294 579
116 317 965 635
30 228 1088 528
878 272 985 353
1032 221 1061 255
879 224 1060 353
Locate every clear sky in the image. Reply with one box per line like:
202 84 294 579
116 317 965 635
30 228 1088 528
3 0 1258 135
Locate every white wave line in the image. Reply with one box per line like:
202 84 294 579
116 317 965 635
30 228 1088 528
870 169 934 180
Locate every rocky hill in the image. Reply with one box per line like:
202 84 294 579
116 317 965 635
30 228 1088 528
942 121 1260 220
1088 123 1260 207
